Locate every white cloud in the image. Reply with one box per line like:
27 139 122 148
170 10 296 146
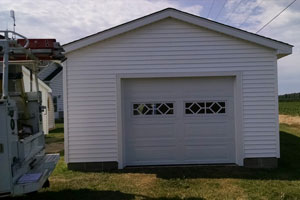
223 0 300 94
0 0 202 43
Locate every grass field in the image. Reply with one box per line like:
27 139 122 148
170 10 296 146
279 101 300 116
10 122 300 200
45 124 64 155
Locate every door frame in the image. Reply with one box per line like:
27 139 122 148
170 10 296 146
116 71 243 169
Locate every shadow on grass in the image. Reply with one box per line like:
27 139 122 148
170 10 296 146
114 131 300 181
280 131 300 168
10 189 204 200
59 149 64 156
49 127 64 134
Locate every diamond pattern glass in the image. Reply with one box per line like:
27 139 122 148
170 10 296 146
185 101 226 115
133 103 174 116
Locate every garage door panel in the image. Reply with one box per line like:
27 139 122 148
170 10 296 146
183 90 233 98
125 91 177 100
126 146 177 164
127 124 176 139
130 119 176 125
183 116 230 120
181 78 234 94
183 123 233 137
184 138 234 146
184 145 231 162
128 94 178 100
128 138 177 147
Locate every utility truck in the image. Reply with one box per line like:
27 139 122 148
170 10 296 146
0 30 65 197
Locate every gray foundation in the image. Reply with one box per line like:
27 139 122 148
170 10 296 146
244 157 278 168
68 162 118 172
68 158 278 171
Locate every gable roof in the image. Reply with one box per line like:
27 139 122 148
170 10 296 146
38 62 63 82
63 8 293 58
50 69 62 83
44 66 62 81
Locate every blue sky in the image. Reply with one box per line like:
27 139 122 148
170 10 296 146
0 0 299 94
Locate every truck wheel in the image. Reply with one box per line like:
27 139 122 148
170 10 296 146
26 191 38 196
42 179 50 188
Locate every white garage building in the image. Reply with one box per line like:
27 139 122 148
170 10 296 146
63 8 292 171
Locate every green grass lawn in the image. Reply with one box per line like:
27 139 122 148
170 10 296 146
12 123 300 200
44 123 64 155
279 101 300 116
45 123 64 144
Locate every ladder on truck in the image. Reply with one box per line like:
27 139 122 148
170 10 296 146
0 30 65 197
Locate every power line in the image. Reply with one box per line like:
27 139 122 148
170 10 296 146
215 0 228 21
256 0 297 33
223 0 245 24
238 0 264 28
207 0 216 18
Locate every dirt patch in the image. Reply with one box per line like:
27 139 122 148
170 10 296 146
46 142 64 154
279 115 300 126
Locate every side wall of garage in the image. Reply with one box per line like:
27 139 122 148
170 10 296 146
64 18 278 166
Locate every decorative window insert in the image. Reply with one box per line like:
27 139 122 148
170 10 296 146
185 101 226 115
133 103 174 116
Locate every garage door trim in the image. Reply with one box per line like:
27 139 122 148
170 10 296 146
116 71 244 169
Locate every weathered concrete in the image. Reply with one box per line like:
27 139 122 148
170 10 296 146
68 162 118 172
244 157 278 168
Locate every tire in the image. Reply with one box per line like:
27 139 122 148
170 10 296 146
42 179 50 188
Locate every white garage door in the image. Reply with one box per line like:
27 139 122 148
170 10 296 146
123 77 236 166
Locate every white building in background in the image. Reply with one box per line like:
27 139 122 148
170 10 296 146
38 63 64 120
22 66 55 134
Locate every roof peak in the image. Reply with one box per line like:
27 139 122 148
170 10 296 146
63 8 292 58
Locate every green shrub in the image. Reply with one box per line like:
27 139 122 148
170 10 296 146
279 101 300 116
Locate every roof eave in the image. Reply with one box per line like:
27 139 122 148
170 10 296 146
277 48 293 59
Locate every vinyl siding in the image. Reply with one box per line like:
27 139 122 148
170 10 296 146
48 94 55 129
65 18 278 163
49 72 63 119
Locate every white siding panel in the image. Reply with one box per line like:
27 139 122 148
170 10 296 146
49 72 63 119
67 58 274 66
69 157 118 163
69 144 117 150
244 114 277 119
68 105 116 111
69 149 117 154
69 54 273 62
69 132 117 137
65 18 278 163
68 127 117 132
67 65 274 73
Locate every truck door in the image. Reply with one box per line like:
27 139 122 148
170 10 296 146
0 104 12 195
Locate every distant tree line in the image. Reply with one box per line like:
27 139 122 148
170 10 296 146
279 93 300 102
